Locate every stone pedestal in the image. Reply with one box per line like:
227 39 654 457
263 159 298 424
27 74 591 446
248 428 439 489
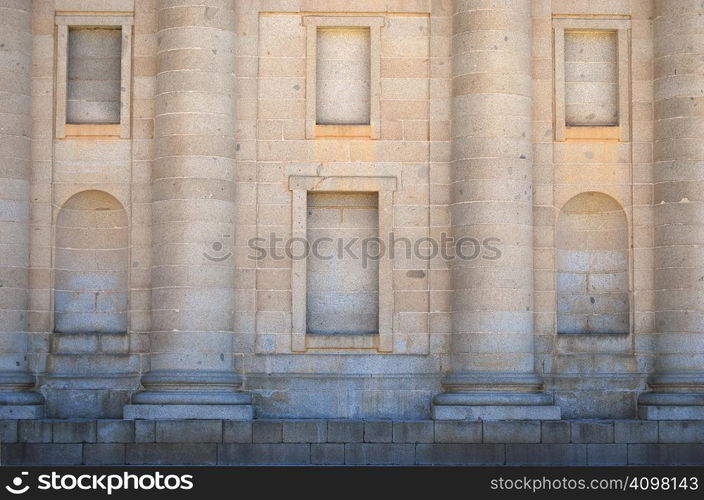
434 374 560 420
432 0 559 420
0 372 44 419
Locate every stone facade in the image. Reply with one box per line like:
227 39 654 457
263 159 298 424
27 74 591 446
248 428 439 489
0 0 703 465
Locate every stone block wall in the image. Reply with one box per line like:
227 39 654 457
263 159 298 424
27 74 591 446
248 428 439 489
2 418 704 466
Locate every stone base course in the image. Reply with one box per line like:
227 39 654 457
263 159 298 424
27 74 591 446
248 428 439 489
2 419 704 465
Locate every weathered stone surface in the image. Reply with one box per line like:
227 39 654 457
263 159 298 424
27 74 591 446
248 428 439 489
134 421 155 443
415 444 505 465
311 443 345 465
253 421 283 443
344 443 415 465
364 421 392 443
328 421 364 443
18 421 52 443
570 422 614 443
283 420 326 443
0 420 18 443
434 421 482 443
84 443 126 465
97 420 134 443
126 444 217 465
217 444 310 465
587 444 627 466
0 0 703 467
628 444 704 465
541 421 571 443
484 421 541 443
223 421 253 443
2 444 83 465
614 421 658 443
155 420 222 443
392 421 434 443
658 421 704 443
52 421 96 443
506 444 587 466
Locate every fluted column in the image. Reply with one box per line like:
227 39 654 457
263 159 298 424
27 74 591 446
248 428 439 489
433 0 559 420
125 0 251 419
639 0 704 419
0 0 43 418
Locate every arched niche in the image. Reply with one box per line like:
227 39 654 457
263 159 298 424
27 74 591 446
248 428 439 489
54 190 128 334
556 192 629 334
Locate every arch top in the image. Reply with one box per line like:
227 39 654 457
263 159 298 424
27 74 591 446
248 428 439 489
559 191 627 216
57 189 128 213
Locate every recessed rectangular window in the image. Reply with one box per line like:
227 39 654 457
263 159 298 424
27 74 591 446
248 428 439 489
306 192 378 334
316 27 371 125
564 30 618 127
67 27 122 124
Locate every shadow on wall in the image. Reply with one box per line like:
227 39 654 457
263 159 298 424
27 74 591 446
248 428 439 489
54 190 128 334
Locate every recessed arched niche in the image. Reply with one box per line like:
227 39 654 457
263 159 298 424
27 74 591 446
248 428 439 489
556 192 629 335
54 190 128 334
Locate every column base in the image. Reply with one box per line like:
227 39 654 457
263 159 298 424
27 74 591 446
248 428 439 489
638 395 704 420
432 373 562 421
125 370 253 420
638 374 704 420
0 372 45 419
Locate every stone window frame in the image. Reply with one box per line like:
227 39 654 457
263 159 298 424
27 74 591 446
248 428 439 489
553 17 631 142
303 16 384 140
289 175 396 353
55 14 133 139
